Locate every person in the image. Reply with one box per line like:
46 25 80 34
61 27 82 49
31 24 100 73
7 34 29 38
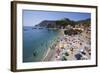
56 49 60 56
70 48 74 54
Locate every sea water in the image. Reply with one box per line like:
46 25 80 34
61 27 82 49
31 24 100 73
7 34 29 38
23 26 59 62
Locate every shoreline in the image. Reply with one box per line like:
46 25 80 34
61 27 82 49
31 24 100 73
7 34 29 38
41 32 63 61
41 47 51 61
41 27 91 61
41 36 60 61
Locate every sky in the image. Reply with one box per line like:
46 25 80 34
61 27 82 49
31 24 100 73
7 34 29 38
23 10 91 26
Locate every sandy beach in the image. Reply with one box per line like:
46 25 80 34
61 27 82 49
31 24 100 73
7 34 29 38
42 26 91 61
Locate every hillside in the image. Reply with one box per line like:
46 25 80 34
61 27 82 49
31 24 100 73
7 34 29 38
36 18 91 28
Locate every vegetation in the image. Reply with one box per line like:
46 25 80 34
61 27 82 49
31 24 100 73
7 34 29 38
56 18 90 29
38 18 91 29
64 28 83 35
76 18 91 27
56 18 76 28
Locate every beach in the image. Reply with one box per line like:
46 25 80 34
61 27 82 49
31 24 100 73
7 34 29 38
42 26 91 61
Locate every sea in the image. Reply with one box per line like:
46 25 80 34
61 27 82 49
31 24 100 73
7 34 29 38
23 26 60 62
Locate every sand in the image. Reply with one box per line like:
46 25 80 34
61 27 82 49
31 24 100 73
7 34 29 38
42 27 91 61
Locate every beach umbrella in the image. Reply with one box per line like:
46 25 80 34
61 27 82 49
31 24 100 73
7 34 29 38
75 53 82 60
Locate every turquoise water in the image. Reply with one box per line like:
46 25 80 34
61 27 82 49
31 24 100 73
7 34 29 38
23 27 60 62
